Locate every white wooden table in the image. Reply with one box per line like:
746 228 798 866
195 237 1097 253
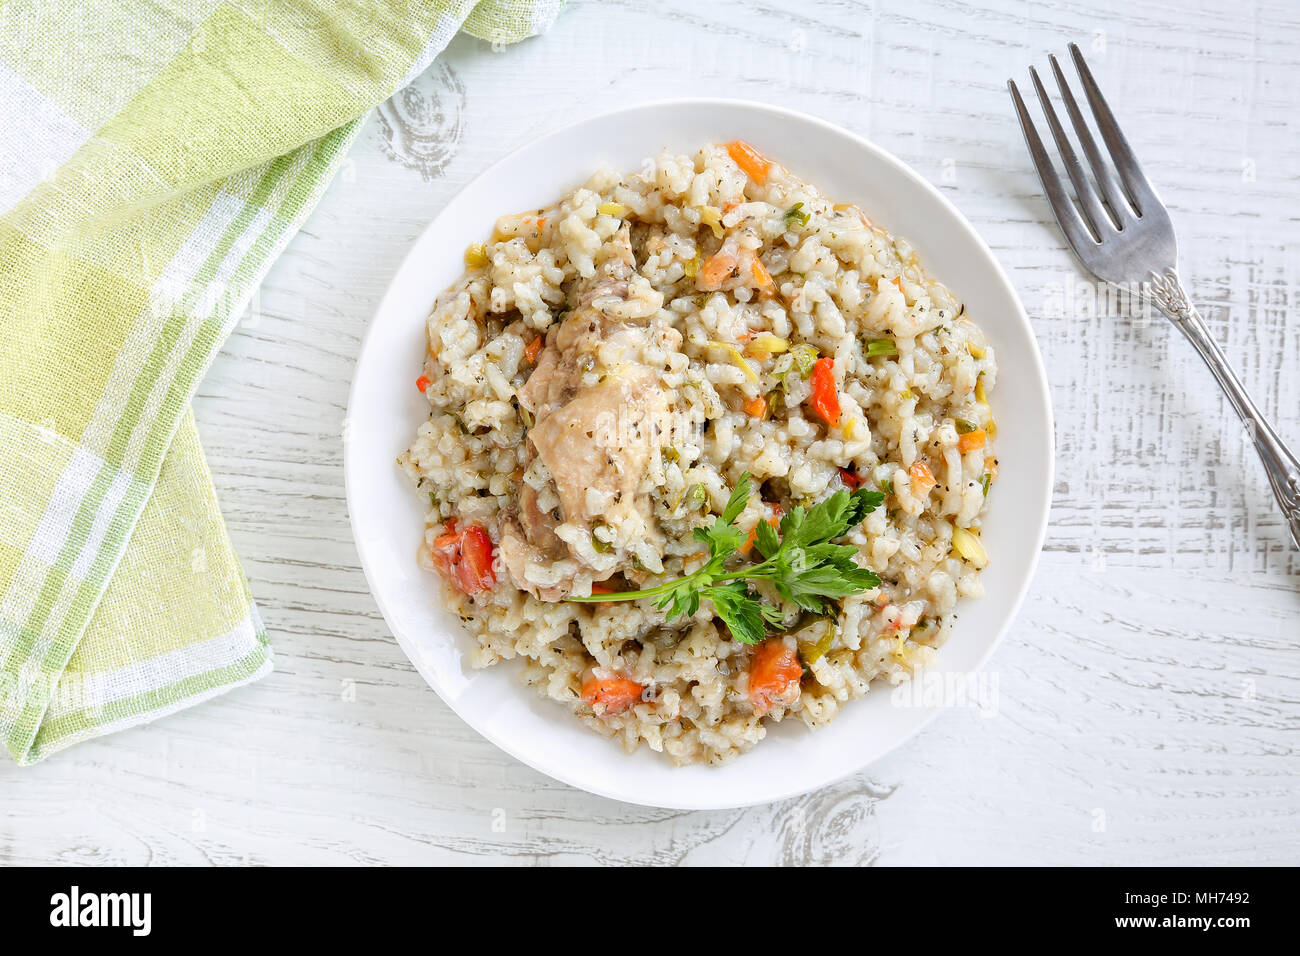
4 0 1298 866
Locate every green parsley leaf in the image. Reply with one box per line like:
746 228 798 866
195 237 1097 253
567 474 885 645
722 473 753 525
754 516 781 559
704 581 770 646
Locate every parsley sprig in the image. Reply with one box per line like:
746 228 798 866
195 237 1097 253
567 473 884 644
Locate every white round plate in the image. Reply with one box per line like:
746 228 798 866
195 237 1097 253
345 99 1054 809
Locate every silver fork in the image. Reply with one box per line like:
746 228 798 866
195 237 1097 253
1010 44 1300 551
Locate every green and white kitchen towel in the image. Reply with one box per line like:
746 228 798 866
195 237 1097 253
0 0 562 764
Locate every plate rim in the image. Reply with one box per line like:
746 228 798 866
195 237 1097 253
344 96 1056 809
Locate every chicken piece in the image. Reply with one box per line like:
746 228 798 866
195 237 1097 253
503 224 672 600
498 521 571 603
526 367 667 525
517 225 641 419
518 483 564 555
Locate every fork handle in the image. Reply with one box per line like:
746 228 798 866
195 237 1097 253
1149 268 1300 550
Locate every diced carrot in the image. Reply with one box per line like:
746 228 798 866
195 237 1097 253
726 140 772 185
524 335 543 363
722 201 738 214
748 639 802 716
839 467 862 489
589 582 615 595
750 258 775 298
892 276 905 294
416 375 431 393
430 521 495 595
957 428 987 454
909 460 936 494
430 532 457 578
743 395 768 418
431 521 459 567
536 217 547 228
698 252 737 290
807 357 841 427
581 676 644 716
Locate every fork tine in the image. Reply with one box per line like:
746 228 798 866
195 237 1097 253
1068 42 1159 213
1008 78 1097 255
1028 65 1110 239
1049 53 1132 226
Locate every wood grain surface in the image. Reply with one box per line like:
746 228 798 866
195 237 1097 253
3 0 1297 866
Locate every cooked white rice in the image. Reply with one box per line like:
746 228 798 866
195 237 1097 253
398 142 998 765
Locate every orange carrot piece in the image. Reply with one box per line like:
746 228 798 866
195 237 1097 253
909 460 936 494
750 258 775 298
416 375 431 393
743 395 768 418
698 252 737 290
726 140 772 184
957 428 987 454
524 335 543 363
807 357 841 427
581 676 644 716
748 640 802 716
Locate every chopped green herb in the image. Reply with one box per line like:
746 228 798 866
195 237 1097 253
428 490 440 507
955 418 978 434
772 343 820 393
791 343 819 377
795 616 836 666
591 521 612 553
681 482 708 513
979 473 992 497
568 473 884 644
783 202 811 230
864 337 899 358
